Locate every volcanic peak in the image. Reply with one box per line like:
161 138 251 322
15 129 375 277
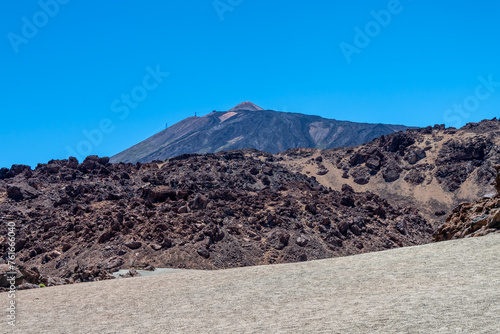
228 101 264 112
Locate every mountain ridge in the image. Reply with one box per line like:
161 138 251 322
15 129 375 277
111 104 411 163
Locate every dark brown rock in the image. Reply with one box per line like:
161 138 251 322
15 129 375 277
268 230 290 250
189 193 208 210
6 164 32 178
305 203 318 215
0 167 9 179
98 231 114 243
316 168 328 176
351 167 370 185
102 256 124 270
405 149 426 165
123 268 140 277
404 169 426 185
382 162 402 182
7 183 38 201
142 186 176 203
124 241 142 249
197 248 210 259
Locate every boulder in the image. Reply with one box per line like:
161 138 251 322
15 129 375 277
142 186 177 203
0 264 22 288
296 235 309 247
124 241 142 249
0 167 9 180
351 167 370 185
316 168 329 176
382 162 402 182
404 169 425 185
189 193 208 210
305 203 318 215
6 164 32 178
197 248 210 259
405 149 426 165
7 183 39 201
102 256 124 270
268 230 290 250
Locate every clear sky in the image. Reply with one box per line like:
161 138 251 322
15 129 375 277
1 0 499 168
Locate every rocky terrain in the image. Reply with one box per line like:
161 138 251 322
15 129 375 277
3 117 500 291
433 194 500 241
433 165 500 241
111 101 409 163
0 151 432 289
279 119 500 223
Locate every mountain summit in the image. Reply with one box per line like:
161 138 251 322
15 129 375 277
228 101 264 112
111 106 410 163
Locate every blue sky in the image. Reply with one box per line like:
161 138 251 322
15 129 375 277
1 0 499 168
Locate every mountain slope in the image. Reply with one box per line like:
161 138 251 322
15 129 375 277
110 102 409 163
279 119 500 223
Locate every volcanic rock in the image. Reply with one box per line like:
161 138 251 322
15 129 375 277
279 118 500 221
0 149 433 289
382 162 403 182
7 183 38 201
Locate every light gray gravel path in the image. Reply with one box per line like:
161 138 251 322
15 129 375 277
4 234 500 334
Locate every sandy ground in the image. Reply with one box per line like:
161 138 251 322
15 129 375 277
3 234 500 334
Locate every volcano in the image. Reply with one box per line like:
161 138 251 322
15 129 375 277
111 102 410 163
228 101 264 112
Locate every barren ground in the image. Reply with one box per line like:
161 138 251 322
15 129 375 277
3 234 499 333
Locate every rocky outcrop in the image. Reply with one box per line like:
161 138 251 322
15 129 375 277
280 119 500 222
6 183 39 201
433 196 500 241
434 137 493 191
434 165 500 241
